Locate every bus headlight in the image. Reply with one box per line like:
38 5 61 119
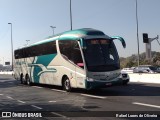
87 77 95 82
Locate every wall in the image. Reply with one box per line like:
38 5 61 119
128 73 160 84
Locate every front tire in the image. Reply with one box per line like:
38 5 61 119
63 77 72 92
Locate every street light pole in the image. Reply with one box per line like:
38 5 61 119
136 0 140 66
8 23 13 70
70 0 72 30
50 26 56 35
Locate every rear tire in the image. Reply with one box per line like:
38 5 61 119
26 74 31 86
62 77 72 92
20 74 24 84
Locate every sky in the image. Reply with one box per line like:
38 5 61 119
0 0 160 64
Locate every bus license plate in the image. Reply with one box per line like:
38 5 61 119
106 83 112 86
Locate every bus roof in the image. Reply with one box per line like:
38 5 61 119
17 28 110 49
59 28 105 36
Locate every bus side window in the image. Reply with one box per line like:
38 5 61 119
59 40 84 69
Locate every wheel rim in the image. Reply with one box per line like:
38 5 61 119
27 78 30 85
64 79 70 90
26 76 30 85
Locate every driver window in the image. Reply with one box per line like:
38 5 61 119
59 40 84 68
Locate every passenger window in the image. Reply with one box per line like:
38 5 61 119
59 40 84 68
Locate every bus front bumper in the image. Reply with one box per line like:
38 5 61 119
85 78 125 90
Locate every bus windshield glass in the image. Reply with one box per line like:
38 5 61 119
83 39 120 72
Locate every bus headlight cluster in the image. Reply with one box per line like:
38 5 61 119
86 77 95 82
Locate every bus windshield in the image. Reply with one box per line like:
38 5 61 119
83 39 120 72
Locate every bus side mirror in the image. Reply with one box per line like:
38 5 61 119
111 36 126 48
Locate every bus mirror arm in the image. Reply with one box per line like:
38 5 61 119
111 36 126 48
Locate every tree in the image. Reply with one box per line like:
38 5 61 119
120 51 160 68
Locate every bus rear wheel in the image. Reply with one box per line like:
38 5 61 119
26 74 31 86
63 77 72 92
20 74 24 84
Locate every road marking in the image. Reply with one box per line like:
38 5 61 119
49 101 57 103
32 86 43 89
51 112 67 118
51 89 66 93
81 94 106 99
0 94 4 95
31 105 42 110
6 96 14 100
133 102 160 109
17 100 26 104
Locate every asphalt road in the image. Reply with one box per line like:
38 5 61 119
0 74 160 120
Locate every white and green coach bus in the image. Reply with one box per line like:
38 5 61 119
14 28 127 91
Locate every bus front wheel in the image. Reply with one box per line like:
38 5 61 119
63 77 72 92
